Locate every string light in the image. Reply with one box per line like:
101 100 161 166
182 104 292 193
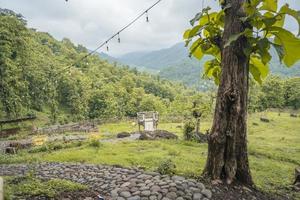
118 33 121 43
106 41 109 51
57 0 162 75
146 11 149 22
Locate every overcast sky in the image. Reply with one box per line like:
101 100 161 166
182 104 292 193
0 0 299 56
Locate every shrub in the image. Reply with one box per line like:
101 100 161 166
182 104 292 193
52 143 63 151
183 120 195 141
157 158 176 175
28 145 48 153
88 139 102 148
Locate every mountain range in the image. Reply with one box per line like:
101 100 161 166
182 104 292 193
99 42 300 90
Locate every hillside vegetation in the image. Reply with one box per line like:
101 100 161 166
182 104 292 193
0 9 201 123
1 7 300 200
1 9 300 125
101 43 300 90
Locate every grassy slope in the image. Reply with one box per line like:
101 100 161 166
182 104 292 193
0 112 299 198
4 175 87 199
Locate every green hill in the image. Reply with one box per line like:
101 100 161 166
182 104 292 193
100 43 300 90
0 9 199 122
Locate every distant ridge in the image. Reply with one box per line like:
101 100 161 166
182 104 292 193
97 42 300 90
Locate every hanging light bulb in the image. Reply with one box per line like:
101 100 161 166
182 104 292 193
106 41 109 51
118 33 121 43
146 11 149 22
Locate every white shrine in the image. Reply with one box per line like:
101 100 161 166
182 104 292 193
137 111 159 132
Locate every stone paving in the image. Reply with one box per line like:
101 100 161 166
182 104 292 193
0 163 212 200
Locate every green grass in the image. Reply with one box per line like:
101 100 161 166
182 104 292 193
4 174 87 199
1 111 299 198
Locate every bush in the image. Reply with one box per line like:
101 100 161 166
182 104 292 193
183 120 195 141
28 141 84 154
28 145 48 153
157 159 176 175
88 139 102 148
52 143 63 151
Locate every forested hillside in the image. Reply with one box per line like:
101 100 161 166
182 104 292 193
0 9 202 123
1 9 299 126
101 43 300 90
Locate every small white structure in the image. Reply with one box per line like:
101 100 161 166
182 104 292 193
137 111 159 132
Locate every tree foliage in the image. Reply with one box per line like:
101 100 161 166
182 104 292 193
249 76 300 111
184 0 300 84
0 9 204 122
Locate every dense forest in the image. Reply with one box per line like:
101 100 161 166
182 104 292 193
0 9 299 125
0 9 202 123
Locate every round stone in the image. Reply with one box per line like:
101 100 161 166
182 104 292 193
172 176 185 182
149 195 158 200
128 196 141 200
201 189 212 199
193 193 202 200
120 191 132 198
141 190 151 196
151 185 161 192
166 192 177 199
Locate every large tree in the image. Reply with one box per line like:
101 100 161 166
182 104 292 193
184 0 300 185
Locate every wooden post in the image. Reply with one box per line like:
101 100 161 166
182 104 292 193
0 177 3 200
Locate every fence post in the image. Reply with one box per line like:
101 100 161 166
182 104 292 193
0 177 3 200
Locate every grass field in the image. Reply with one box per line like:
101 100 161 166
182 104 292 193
1 111 299 198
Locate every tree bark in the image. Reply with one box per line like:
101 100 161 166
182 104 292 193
203 0 253 185
195 118 200 135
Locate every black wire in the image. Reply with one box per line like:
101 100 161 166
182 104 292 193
57 0 162 75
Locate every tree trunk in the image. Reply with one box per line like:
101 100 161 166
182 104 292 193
196 118 200 135
203 0 253 185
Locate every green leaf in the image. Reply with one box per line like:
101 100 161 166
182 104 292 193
189 25 202 38
224 29 252 48
183 29 191 39
184 39 192 47
273 12 285 28
257 38 271 64
193 47 204 60
279 4 300 36
270 42 284 63
202 44 221 59
212 67 221 85
224 33 244 48
251 0 262 8
250 57 270 84
251 57 269 78
190 12 203 26
204 59 221 85
269 27 300 67
204 60 215 77
250 64 263 84
260 0 278 12
199 12 218 26
262 16 277 28
190 39 203 60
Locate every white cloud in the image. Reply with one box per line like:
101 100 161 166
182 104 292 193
0 0 299 56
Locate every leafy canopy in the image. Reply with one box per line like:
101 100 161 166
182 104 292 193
184 0 300 84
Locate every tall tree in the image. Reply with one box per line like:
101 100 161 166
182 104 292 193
0 13 29 118
184 0 300 185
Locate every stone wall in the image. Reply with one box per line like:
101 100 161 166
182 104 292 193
0 163 212 200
